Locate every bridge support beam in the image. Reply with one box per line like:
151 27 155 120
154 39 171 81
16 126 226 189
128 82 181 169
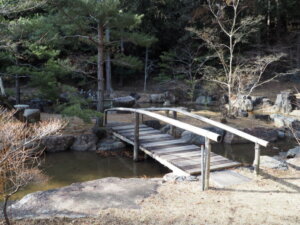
253 143 260 175
170 111 177 137
205 137 211 190
134 112 140 161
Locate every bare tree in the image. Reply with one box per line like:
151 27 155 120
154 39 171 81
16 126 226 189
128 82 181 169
0 108 64 225
189 0 285 115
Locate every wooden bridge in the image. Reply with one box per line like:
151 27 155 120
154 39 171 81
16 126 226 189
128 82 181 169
104 107 269 190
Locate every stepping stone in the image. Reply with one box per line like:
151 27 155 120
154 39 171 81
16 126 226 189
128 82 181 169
210 170 251 188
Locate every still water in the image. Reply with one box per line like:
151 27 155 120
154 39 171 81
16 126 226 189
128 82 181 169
13 152 170 200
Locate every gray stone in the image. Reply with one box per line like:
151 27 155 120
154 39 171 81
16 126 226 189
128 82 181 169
92 127 107 139
262 98 274 108
260 156 288 170
10 177 161 218
70 134 98 151
195 96 213 105
286 146 300 158
42 135 75 153
273 91 295 114
112 96 136 108
270 114 296 128
143 120 161 130
286 158 300 170
163 173 198 182
23 109 40 123
97 139 126 151
163 100 171 107
211 170 251 188
149 93 165 103
233 95 254 112
181 131 204 145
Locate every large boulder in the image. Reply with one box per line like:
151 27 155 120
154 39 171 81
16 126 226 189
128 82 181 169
224 127 279 144
143 120 161 130
97 139 126 151
92 127 107 139
42 135 75 153
112 96 136 108
70 134 98 151
270 114 300 131
272 91 296 114
260 156 288 170
195 96 213 105
232 95 254 112
149 91 176 104
287 146 300 158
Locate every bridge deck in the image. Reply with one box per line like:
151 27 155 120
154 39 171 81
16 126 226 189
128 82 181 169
108 123 241 176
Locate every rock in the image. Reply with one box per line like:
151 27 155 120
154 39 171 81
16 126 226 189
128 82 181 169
260 156 288 170
70 134 98 151
112 96 136 108
254 114 271 121
129 93 141 101
161 124 184 137
238 109 248 117
232 95 254 112
163 173 198 182
289 110 300 117
272 91 295 113
203 126 226 139
262 98 274 108
42 135 75 153
243 127 278 142
277 130 285 139
10 178 160 218
286 146 300 158
251 96 265 106
92 127 107 139
195 95 213 105
181 131 205 145
149 91 176 104
97 139 126 151
143 120 161 130
270 114 296 128
163 100 171 107
59 93 70 103
149 93 165 103
23 109 40 123
224 127 279 144
286 158 300 170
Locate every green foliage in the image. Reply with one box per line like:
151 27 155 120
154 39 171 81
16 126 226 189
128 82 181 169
60 104 102 123
113 54 143 70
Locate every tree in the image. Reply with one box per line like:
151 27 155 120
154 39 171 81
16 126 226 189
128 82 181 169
0 107 64 225
189 0 285 115
51 0 147 115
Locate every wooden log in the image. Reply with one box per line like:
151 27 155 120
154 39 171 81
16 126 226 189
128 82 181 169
134 112 139 161
253 143 261 175
103 111 108 126
205 137 211 190
170 111 177 137
201 145 205 191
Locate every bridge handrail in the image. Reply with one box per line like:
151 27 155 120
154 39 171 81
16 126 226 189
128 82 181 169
104 107 221 143
140 107 269 148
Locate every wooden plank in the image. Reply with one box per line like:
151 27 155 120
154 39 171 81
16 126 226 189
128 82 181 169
139 137 175 144
129 134 172 140
115 127 154 133
151 145 200 154
186 161 241 175
146 143 194 151
119 130 160 136
171 155 226 168
142 139 188 148
112 124 147 130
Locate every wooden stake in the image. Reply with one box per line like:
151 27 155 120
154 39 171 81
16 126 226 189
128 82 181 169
254 143 261 175
205 137 211 190
103 111 107 126
134 112 140 161
201 145 206 191
170 111 177 137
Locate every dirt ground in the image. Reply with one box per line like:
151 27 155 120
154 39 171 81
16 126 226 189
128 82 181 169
4 167 299 225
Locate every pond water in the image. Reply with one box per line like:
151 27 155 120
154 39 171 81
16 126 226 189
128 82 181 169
13 152 170 200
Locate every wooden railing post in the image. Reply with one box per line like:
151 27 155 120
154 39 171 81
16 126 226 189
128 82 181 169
201 145 206 191
170 111 177 137
134 112 140 161
205 137 211 190
253 143 261 175
103 110 107 126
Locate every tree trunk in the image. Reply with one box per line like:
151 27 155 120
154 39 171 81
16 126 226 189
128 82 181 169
267 0 271 44
3 195 11 225
0 76 6 96
143 47 149 92
297 33 300 71
118 38 125 87
105 27 113 95
97 24 105 113
15 74 20 104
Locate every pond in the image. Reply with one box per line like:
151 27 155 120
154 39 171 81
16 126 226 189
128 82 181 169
13 152 170 200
